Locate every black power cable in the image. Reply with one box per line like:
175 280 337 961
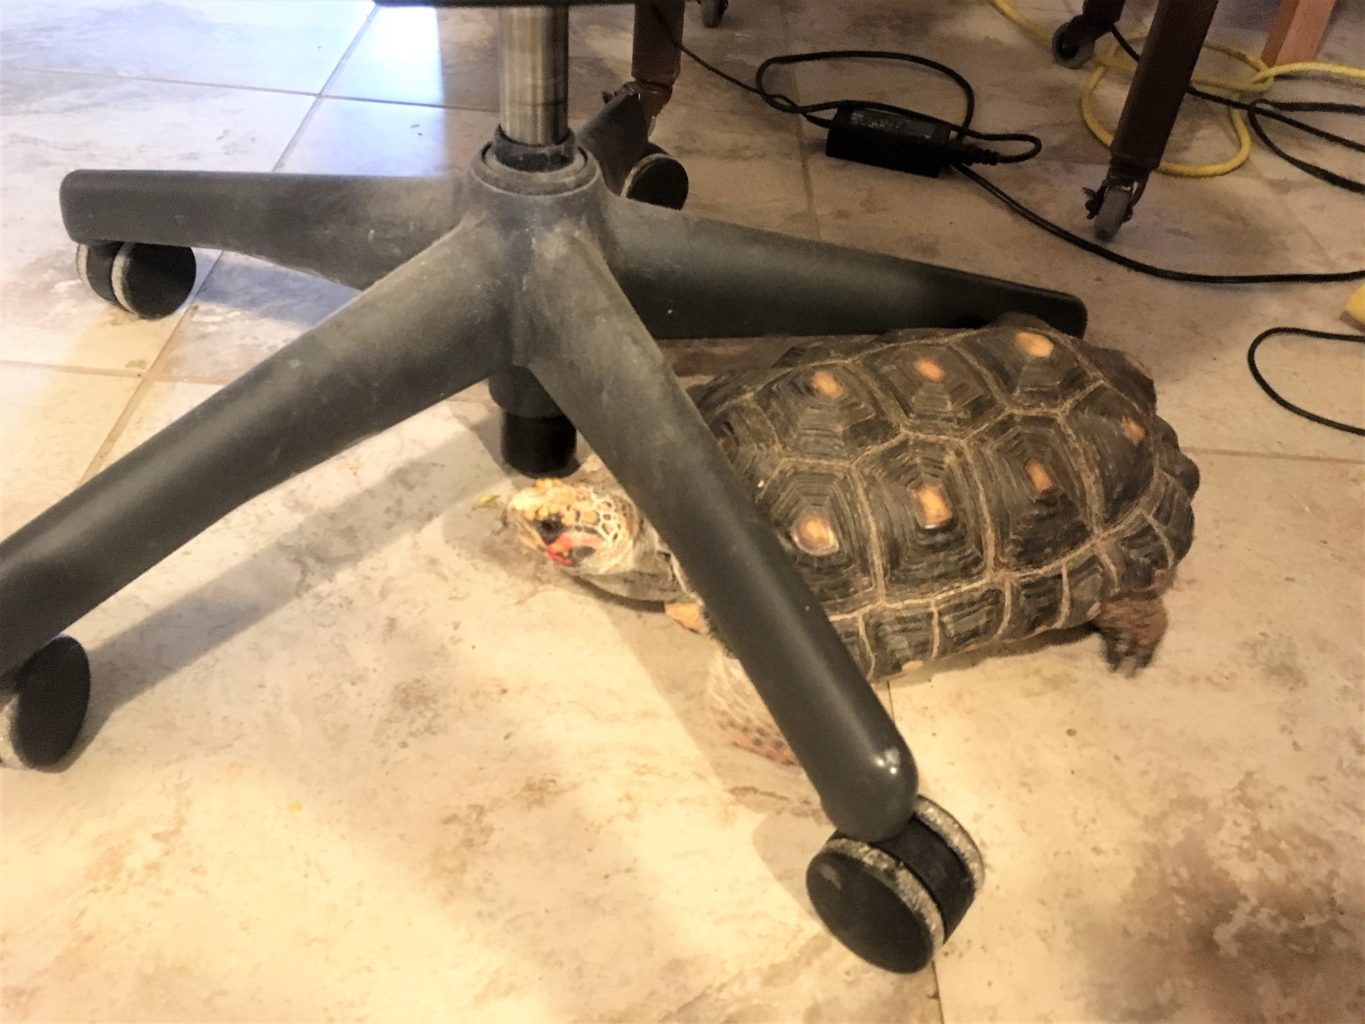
1246 328 1365 436
653 8 1365 430
657 10 1365 286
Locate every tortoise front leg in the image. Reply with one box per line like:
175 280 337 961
1094 590 1170 673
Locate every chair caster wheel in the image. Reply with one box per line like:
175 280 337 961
1088 183 1139 240
806 796 984 973
1051 19 1096 69
701 0 727 28
76 241 196 319
0 636 91 770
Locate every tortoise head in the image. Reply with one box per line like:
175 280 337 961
505 476 643 576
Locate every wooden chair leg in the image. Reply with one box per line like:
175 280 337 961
1262 0 1337 65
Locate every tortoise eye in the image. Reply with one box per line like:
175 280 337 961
536 514 564 542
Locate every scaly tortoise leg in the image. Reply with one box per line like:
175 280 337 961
663 605 799 761
706 654 798 765
1094 590 1169 674
665 601 707 634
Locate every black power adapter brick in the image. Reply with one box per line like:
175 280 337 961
824 105 956 177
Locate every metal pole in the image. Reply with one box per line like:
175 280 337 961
498 7 570 147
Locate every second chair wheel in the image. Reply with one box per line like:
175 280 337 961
1092 185 1138 240
701 0 728 28
806 796 985 973
0 635 91 771
76 241 197 319
1050 19 1096 69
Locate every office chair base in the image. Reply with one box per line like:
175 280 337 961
1 89 1088 966
0 636 91 771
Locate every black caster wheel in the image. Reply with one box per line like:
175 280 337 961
0 636 91 771
1091 184 1137 240
806 796 984 973
1051 20 1095 69
623 144 690 211
701 0 727 28
76 241 196 319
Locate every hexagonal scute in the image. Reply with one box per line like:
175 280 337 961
705 395 786 492
861 341 1003 437
829 612 876 676
1149 469 1196 562
1085 343 1157 410
1059 552 1111 627
1066 386 1157 527
1104 511 1172 592
693 365 781 422
747 361 900 463
751 461 880 615
1005 570 1066 639
968 415 1092 572
937 584 1007 654
859 439 989 599
863 601 936 677
956 324 1094 410
1151 417 1201 497
772 338 868 368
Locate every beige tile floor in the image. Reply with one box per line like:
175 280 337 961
1 0 1362 1020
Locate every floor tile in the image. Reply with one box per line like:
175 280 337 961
327 4 631 119
0 365 138 535
159 62 815 384
652 66 815 235
0 70 312 371
157 102 501 384
888 452 1365 1023
2 383 941 1022
801 118 1365 460
3 1 1362 1020
0 0 370 93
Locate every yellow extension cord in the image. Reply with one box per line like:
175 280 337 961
988 0 1365 178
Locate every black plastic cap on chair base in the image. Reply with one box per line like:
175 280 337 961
806 796 984 973
501 412 579 477
623 147 689 210
0 636 91 770
77 242 196 319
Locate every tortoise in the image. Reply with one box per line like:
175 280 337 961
506 317 1200 764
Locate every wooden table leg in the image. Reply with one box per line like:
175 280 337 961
1262 0 1337 64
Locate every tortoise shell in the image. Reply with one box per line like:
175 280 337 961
691 320 1200 678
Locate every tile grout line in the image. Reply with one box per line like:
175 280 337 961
6 61 510 118
1182 445 1365 466
75 252 230 482
0 359 144 380
775 0 824 242
271 5 380 173
76 5 385 483
0 64 319 99
0 357 237 388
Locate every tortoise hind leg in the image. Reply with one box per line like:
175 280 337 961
1093 591 1169 674
706 655 797 765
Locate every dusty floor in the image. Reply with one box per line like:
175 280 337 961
2 0 1363 1021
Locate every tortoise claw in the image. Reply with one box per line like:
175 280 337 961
1101 632 1155 677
